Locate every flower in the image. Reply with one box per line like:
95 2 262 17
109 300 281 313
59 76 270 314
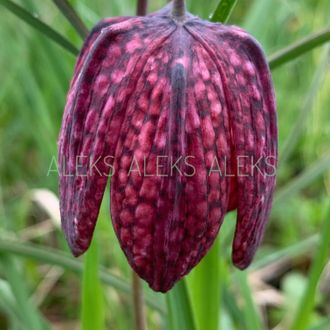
58 2 277 292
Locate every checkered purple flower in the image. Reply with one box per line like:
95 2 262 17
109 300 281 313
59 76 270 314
58 3 277 292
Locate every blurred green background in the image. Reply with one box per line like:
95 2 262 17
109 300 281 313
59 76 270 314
0 0 330 329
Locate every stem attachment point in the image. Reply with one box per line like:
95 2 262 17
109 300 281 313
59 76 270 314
172 0 186 21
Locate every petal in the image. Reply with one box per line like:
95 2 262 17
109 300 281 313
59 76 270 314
59 17 176 256
110 26 231 292
225 29 277 268
73 16 131 85
185 22 277 269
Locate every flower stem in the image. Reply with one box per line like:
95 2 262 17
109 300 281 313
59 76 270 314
172 0 186 19
136 0 148 16
132 272 148 330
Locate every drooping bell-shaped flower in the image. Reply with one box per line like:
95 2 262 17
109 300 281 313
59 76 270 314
58 1 277 292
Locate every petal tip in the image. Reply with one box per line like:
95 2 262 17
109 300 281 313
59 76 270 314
232 255 251 270
232 242 257 270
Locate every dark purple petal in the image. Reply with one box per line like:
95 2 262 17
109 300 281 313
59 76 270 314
185 22 277 269
110 26 233 291
59 17 176 256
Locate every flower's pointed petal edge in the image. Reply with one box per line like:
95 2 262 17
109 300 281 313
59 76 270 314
185 22 277 269
171 27 232 283
61 17 131 142
58 17 152 256
108 20 190 293
73 17 131 85
222 27 277 269
108 34 177 291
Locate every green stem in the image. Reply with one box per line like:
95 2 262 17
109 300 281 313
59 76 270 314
187 238 221 330
132 272 148 330
52 0 89 39
81 237 105 330
290 204 330 330
166 280 197 330
236 271 263 330
172 0 186 19
269 27 330 70
0 0 79 55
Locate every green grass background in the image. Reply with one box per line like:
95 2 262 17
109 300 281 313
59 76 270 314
0 0 330 329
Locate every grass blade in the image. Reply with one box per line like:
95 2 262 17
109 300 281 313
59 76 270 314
81 236 105 330
166 280 197 330
0 255 48 330
210 0 238 23
250 235 319 271
222 286 246 329
274 153 330 205
0 238 165 313
309 317 330 330
52 0 89 39
0 0 79 55
187 238 221 330
269 27 330 70
0 279 25 329
243 0 275 37
290 204 330 330
236 271 263 330
280 45 330 164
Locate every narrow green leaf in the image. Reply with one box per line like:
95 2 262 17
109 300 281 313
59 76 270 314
222 286 246 330
309 317 330 330
187 238 221 330
52 0 89 39
290 204 330 330
0 279 25 328
210 0 238 23
280 45 330 164
220 307 235 330
0 238 165 313
166 280 197 330
250 235 319 271
269 27 330 70
236 271 263 330
0 0 79 55
0 255 48 330
81 236 105 330
274 153 330 205
242 0 275 36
